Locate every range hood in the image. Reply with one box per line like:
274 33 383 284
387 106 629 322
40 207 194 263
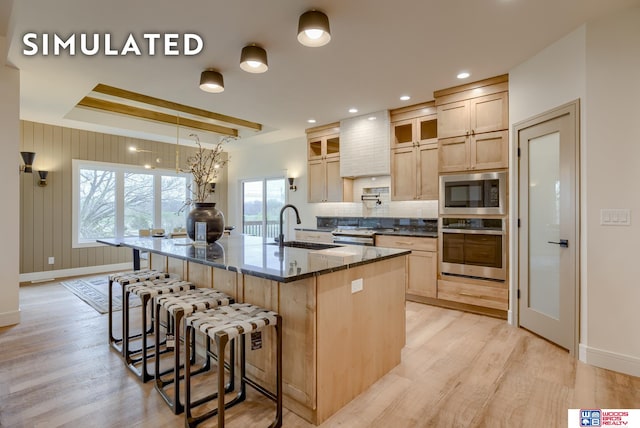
340 110 390 177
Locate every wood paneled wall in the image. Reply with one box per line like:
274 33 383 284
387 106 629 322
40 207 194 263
19 121 229 274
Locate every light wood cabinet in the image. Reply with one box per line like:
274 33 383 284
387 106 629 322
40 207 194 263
307 124 353 203
439 130 508 172
375 235 438 300
435 75 509 173
437 92 508 139
390 103 439 201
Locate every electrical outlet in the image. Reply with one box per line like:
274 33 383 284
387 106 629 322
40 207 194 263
351 278 363 293
48 257 55 265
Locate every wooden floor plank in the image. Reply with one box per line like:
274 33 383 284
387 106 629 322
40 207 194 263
1 281 639 427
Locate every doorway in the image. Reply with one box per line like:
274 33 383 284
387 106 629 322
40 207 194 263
241 178 286 238
516 100 580 355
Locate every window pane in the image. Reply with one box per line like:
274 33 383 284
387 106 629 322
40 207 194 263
266 179 285 238
162 175 188 231
79 168 116 240
243 180 263 236
124 173 154 236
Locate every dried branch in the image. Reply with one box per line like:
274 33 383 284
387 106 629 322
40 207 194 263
182 134 231 206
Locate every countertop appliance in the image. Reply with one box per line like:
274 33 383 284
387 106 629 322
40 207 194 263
439 217 506 281
440 171 506 215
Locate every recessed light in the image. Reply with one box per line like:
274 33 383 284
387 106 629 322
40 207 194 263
348 108 358 113
368 116 376 121
307 119 317 124
400 95 411 101
457 72 470 79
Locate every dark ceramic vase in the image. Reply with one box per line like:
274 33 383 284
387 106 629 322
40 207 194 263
186 202 225 243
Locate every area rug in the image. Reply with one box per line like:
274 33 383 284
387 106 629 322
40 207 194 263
60 276 140 314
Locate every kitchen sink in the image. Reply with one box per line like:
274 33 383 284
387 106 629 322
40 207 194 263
268 241 339 250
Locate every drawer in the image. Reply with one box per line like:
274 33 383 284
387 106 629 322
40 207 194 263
437 278 508 311
375 235 437 252
295 230 334 243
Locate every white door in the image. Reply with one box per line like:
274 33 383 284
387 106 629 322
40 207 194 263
516 101 579 354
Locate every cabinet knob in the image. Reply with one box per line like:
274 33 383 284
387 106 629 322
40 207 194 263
466 131 470 136
471 129 475 135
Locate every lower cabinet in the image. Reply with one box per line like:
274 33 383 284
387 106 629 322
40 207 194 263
375 235 437 301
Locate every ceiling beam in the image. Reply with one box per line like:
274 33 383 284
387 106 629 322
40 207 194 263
77 96 239 137
92 83 262 131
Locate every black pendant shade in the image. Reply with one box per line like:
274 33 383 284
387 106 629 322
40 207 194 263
20 151 36 173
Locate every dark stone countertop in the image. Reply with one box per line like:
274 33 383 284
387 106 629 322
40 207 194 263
99 235 410 283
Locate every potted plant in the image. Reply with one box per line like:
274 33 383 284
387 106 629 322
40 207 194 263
183 134 230 243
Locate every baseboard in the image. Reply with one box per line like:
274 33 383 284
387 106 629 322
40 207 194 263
579 343 640 377
19 261 148 283
0 309 21 327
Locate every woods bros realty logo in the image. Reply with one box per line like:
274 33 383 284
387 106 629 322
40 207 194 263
22 32 204 56
568 409 640 427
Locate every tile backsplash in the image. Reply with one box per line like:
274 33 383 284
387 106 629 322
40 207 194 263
312 176 438 219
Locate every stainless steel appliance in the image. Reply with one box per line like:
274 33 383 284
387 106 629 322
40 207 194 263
439 171 506 215
331 228 378 246
439 217 506 281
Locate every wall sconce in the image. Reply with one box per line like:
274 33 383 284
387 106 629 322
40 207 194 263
20 151 36 173
288 177 297 192
209 182 216 193
240 44 269 73
38 170 49 187
199 69 225 93
297 10 331 47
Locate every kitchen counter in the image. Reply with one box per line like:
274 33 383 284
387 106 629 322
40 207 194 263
99 234 409 283
99 234 408 425
295 227 438 238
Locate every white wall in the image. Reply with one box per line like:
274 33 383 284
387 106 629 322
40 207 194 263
509 6 640 376
0 35 21 326
583 6 640 374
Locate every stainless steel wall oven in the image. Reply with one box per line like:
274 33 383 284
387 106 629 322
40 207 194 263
439 217 506 281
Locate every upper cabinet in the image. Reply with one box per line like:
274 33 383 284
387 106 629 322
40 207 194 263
435 75 509 172
306 123 353 203
389 102 439 201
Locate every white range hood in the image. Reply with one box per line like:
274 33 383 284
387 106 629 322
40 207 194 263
339 110 390 178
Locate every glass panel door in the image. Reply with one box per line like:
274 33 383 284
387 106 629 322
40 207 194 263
242 178 286 238
528 132 561 319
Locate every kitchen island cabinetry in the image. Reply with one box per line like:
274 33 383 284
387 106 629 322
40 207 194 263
307 123 353 203
105 235 408 425
389 102 439 201
435 75 509 173
375 234 437 300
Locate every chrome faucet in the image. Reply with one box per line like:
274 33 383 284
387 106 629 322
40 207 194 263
279 204 301 247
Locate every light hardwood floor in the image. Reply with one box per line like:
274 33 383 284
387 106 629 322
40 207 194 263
1 281 638 427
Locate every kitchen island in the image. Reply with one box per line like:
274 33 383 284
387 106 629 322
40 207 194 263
100 235 409 424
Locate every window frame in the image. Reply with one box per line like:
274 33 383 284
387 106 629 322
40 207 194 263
240 176 287 238
72 159 190 248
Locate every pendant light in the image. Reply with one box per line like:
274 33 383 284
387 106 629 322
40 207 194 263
240 44 269 73
297 10 331 47
199 70 224 93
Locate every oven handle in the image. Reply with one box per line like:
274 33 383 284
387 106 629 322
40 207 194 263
441 228 504 235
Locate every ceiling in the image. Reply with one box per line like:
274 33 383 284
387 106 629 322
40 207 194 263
5 0 639 151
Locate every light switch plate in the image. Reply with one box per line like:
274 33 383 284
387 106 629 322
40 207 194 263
351 278 363 293
600 209 631 226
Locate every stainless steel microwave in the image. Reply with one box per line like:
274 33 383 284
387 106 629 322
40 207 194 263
439 171 506 215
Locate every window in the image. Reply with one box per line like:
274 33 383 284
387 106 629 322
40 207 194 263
241 178 286 238
73 160 189 247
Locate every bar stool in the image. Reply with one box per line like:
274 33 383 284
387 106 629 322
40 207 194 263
154 288 234 414
184 303 283 428
108 269 171 354
123 278 195 382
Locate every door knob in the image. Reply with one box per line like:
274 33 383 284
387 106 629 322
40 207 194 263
547 239 569 248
